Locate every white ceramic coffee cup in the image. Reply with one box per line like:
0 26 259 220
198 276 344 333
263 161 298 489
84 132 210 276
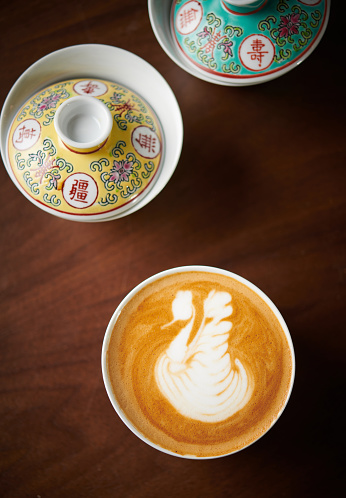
101 265 295 459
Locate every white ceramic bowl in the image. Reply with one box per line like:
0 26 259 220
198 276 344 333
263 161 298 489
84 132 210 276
0 44 183 221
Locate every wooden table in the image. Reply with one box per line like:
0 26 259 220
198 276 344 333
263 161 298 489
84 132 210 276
0 1 344 497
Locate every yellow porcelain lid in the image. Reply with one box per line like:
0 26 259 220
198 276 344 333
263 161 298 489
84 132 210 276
7 78 164 218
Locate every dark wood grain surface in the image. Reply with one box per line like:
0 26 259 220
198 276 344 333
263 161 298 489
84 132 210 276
0 1 344 497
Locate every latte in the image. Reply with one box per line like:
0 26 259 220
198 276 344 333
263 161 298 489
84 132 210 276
103 267 294 458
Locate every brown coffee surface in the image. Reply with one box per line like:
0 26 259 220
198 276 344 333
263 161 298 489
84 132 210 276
107 271 293 458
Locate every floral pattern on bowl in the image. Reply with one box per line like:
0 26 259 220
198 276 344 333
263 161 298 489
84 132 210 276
171 0 329 83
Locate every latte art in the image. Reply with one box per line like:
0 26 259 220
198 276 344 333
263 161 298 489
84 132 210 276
105 269 294 458
155 290 253 422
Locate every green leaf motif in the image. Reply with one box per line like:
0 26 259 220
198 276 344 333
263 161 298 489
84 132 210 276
259 16 277 32
310 10 322 28
292 5 308 21
15 153 26 170
17 106 30 122
90 158 109 172
28 150 45 168
43 193 61 206
206 13 221 28
42 110 56 126
23 171 39 195
114 116 127 131
120 177 142 199
142 161 155 179
111 140 126 158
197 50 216 69
100 99 115 111
293 28 312 50
233 26 243 37
43 138 56 156
224 25 235 37
99 193 118 206
45 168 61 190
277 0 289 13
56 157 73 173
100 172 116 191
125 112 142 125
131 95 147 113
222 61 241 74
274 32 287 48
208 58 217 70
145 116 155 132
274 48 292 63
53 82 72 89
184 37 197 53
126 153 141 171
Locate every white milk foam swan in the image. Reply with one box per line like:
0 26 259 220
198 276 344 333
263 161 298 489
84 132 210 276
155 290 253 422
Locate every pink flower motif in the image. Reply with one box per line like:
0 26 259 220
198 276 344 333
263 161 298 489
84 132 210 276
32 157 56 183
109 160 134 184
219 40 233 57
197 27 211 40
278 13 301 38
38 93 61 111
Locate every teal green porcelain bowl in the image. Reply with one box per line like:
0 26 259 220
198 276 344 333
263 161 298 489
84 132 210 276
149 0 330 85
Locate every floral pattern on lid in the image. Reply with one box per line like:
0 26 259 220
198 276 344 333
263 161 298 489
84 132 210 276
7 79 164 217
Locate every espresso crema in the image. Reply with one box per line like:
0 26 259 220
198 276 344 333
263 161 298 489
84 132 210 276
106 271 293 458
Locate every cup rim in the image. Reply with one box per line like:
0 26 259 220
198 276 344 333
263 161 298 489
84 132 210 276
101 265 296 459
53 95 113 151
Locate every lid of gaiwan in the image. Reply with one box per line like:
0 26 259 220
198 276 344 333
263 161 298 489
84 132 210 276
7 78 164 220
171 0 329 85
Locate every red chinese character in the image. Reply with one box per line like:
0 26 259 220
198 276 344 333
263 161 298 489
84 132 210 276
112 99 136 116
202 30 225 58
32 157 56 184
15 125 36 143
81 81 99 94
69 179 89 203
247 39 268 67
179 8 199 30
135 133 156 154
